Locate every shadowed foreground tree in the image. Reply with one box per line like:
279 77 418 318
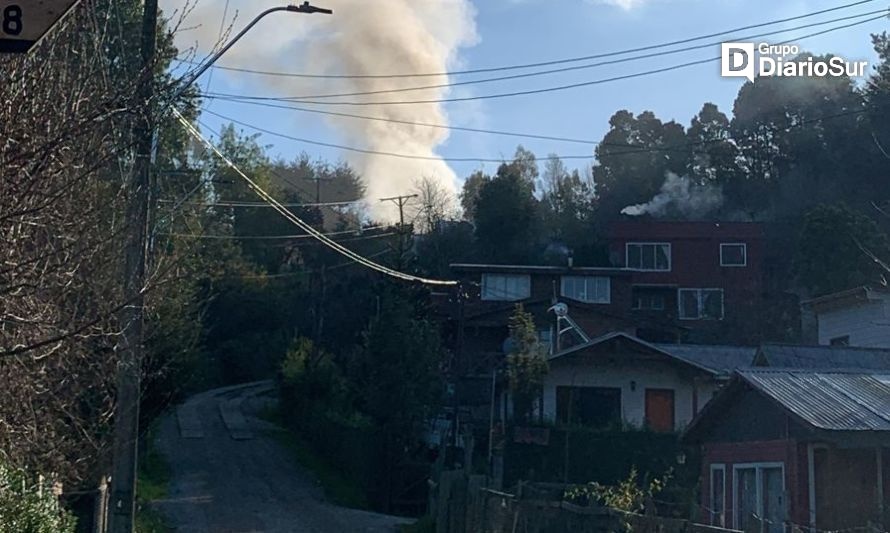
795 204 890 297
506 305 548 425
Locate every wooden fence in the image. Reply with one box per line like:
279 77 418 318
433 471 741 533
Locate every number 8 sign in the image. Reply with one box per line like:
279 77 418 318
1 0 80 54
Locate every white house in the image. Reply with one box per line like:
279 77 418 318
541 333 755 432
804 286 890 348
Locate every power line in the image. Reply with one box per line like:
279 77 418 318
196 99 884 166
199 14 888 107
173 108 458 286
203 9 890 101
204 105 600 145
179 0 879 80
164 229 393 241
157 198 363 208
200 109 598 162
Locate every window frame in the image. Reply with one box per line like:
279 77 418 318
632 291 666 311
560 276 611 304
720 243 748 267
731 462 785 532
481 273 531 302
710 464 727 527
678 288 725 321
625 242 672 272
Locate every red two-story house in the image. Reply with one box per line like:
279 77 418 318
607 221 765 344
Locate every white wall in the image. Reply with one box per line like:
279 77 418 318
817 300 890 347
541 358 717 430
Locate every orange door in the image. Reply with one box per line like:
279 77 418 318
645 389 675 432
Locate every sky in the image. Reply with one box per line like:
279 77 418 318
161 0 890 217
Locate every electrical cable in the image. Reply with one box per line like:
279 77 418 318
177 0 880 80
202 9 890 102
194 99 884 165
199 14 888 107
172 108 458 286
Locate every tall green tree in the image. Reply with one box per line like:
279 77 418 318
795 204 890 297
474 152 541 263
593 111 689 222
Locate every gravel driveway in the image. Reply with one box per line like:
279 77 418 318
153 381 412 532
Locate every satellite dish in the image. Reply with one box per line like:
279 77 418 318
549 302 568 317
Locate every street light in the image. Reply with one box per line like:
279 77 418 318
173 2 333 101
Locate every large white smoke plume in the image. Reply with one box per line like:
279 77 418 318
621 173 723 218
163 0 478 221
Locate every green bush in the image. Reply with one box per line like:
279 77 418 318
0 462 76 533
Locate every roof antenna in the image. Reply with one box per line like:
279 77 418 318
549 302 591 354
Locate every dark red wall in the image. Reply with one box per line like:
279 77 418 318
700 439 806 528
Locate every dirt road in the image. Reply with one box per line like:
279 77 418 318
153 382 412 532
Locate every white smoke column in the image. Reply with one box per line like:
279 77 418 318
621 173 723 218
162 0 479 222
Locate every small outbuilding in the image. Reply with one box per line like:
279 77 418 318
683 369 890 532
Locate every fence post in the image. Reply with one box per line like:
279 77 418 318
95 476 109 533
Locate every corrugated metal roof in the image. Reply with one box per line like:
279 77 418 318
655 344 757 375
739 370 890 431
549 333 720 375
757 344 890 371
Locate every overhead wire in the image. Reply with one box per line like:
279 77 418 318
157 198 363 208
206 105 600 145
197 97 885 166
202 8 890 102
172 108 458 286
164 228 392 240
179 0 880 80
199 13 889 107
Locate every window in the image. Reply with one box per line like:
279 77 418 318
481 274 530 301
561 276 611 304
644 389 675 432
733 463 786 533
679 289 724 320
626 243 671 271
720 243 747 267
710 464 726 527
556 387 621 428
633 292 666 311
830 335 850 346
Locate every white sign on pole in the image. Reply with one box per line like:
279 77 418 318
1 0 80 53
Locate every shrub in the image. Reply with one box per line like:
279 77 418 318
0 461 76 533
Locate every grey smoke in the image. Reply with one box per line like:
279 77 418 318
621 173 723 218
163 0 478 221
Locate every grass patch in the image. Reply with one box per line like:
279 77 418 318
135 422 172 533
260 406 370 510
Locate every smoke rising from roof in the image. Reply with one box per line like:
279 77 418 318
621 173 723 219
164 0 478 221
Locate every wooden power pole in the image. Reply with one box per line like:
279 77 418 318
379 194 418 269
108 0 157 530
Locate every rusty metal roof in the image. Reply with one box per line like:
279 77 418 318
739 370 890 431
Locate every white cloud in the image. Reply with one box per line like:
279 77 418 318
586 0 649 10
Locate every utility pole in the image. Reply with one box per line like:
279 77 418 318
107 4 332 532
107 0 157 531
379 194 418 269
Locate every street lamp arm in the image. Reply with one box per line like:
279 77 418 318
174 3 332 101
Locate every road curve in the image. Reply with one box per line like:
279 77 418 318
152 382 411 533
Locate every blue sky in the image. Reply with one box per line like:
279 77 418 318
170 0 889 198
